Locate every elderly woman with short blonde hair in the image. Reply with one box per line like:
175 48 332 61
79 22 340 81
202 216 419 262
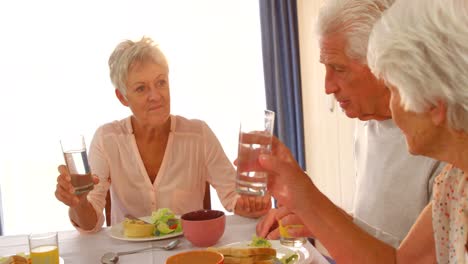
54 36 271 233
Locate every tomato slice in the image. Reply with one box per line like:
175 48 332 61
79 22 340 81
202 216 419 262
167 219 178 229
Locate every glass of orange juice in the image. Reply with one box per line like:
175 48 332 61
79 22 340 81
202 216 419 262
28 232 60 264
278 219 306 247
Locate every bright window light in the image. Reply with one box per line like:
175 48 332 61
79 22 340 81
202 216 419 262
0 0 265 235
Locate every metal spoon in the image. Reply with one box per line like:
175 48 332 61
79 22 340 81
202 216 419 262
100 239 180 264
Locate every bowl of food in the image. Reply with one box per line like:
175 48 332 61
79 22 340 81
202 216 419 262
181 209 225 247
166 250 224 264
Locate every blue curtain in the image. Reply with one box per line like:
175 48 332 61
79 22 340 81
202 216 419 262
259 0 306 170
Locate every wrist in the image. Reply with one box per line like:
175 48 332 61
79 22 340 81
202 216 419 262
73 195 91 211
289 174 317 214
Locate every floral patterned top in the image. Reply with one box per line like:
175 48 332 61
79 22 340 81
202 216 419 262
432 164 467 263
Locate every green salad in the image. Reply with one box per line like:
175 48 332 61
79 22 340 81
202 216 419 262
248 234 272 248
150 208 182 236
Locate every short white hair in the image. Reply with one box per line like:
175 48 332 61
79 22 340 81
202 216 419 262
316 0 395 64
108 36 168 96
368 0 468 132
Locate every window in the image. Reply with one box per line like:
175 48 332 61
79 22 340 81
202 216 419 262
0 0 265 235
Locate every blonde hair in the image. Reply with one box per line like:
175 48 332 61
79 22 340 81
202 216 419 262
108 36 168 96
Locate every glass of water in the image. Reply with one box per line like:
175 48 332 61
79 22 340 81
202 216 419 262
60 135 94 195
235 109 275 196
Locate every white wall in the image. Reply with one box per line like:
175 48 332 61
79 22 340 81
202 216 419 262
297 0 356 212
0 0 265 235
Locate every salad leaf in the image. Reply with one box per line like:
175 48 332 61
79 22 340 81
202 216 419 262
151 208 175 224
173 221 182 233
248 234 272 248
156 222 174 234
150 208 182 236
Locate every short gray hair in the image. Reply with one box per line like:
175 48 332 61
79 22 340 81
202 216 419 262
368 0 468 132
108 36 168 96
316 0 395 64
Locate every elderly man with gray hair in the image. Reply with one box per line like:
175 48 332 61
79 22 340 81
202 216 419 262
257 0 444 249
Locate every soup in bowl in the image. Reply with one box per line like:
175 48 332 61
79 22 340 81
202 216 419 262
166 250 224 264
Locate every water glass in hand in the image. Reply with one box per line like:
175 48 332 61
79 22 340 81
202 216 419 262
60 135 93 194
236 109 275 196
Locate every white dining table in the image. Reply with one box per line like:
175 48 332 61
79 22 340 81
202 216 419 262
0 215 330 264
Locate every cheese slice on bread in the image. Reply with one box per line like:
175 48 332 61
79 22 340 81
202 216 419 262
208 247 276 264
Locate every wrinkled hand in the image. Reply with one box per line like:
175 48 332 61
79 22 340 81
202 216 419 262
258 137 316 213
256 208 281 238
276 207 314 238
257 207 313 239
235 193 272 218
54 165 99 208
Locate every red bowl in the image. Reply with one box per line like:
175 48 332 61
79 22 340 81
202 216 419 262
181 210 226 247
166 250 224 264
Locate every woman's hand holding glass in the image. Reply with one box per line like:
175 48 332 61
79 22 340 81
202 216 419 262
234 193 272 218
55 165 100 208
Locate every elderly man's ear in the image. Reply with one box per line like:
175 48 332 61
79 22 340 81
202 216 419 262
429 100 447 126
115 89 129 107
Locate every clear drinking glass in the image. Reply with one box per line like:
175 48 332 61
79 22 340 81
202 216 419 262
29 232 60 264
279 219 307 247
60 135 93 194
235 109 275 196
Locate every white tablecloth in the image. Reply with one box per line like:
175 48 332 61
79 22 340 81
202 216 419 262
0 215 329 264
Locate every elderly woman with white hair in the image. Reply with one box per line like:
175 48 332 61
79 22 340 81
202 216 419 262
54 36 271 233
367 0 468 262
252 0 467 263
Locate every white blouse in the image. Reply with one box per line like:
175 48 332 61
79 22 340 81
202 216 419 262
72 115 239 232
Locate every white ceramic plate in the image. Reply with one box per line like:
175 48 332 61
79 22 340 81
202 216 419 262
109 216 183 242
221 240 304 264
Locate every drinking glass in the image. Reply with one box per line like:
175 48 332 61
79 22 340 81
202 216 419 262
60 135 93 194
29 232 60 264
235 109 275 196
278 219 307 247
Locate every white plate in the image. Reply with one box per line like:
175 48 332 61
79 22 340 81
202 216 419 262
109 216 183 242
221 240 304 264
